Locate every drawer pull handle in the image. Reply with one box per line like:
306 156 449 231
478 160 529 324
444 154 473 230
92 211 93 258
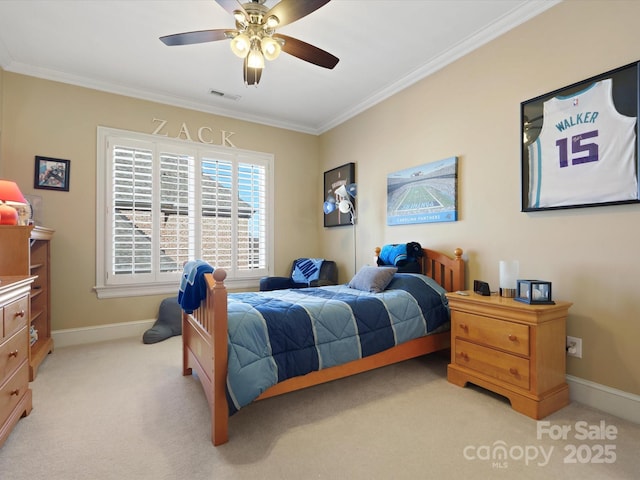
9 350 19 358
509 367 519 376
16 309 26 318
508 334 517 342
10 389 20 396
459 352 469 361
459 323 468 331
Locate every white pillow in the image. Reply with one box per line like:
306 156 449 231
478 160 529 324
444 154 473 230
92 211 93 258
348 266 398 293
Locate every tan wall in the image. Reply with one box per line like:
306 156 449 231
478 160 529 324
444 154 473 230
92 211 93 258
1 0 639 396
0 73 322 330
319 0 640 395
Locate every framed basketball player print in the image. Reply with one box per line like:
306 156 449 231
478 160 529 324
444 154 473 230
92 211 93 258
521 61 640 212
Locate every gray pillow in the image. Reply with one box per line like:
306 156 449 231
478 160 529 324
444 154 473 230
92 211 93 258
348 266 398 293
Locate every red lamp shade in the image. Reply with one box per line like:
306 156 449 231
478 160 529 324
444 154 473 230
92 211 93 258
0 180 27 225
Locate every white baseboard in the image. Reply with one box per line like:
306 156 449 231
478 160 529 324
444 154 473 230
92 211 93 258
566 374 640 424
51 321 639 424
52 319 155 348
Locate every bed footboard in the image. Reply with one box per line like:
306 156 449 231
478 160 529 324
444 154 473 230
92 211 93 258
182 269 229 446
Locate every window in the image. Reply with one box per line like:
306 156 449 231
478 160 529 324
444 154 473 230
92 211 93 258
96 127 273 298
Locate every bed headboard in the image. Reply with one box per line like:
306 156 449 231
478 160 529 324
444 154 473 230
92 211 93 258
374 246 464 292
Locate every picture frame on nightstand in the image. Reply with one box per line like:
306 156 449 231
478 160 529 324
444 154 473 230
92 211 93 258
514 279 555 305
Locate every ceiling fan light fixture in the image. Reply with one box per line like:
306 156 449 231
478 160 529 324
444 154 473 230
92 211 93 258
261 36 281 61
233 10 247 27
265 15 279 29
247 47 265 69
230 33 250 58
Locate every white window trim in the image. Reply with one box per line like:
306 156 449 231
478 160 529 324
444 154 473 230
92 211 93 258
95 126 274 299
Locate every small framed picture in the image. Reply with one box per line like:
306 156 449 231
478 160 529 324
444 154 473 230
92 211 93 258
323 162 355 227
34 156 70 192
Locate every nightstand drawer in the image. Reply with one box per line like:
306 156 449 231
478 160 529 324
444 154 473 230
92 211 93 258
454 339 530 390
453 311 529 356
0 327 28 380
3 296 29 339
0 360 29 422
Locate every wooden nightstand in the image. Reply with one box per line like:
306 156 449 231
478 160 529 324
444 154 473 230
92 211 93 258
446 292 572 419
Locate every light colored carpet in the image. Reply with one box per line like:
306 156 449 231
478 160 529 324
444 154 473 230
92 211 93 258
0 336 638 479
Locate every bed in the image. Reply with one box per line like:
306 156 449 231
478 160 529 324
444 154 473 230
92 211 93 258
182 246 464 446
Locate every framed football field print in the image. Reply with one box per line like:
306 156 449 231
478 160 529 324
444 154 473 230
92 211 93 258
521 61 640 211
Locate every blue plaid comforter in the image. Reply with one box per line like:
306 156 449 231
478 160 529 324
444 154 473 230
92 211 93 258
225 273 450 414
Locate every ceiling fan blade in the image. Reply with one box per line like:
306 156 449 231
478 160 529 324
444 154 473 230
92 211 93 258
274 34 339 69
215 0 246 16
267 0 331 28
160 29 231 46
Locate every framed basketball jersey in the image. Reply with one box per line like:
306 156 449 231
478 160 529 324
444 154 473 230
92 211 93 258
521 61 640 211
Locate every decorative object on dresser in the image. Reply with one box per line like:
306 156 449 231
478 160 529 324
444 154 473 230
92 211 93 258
0 225 54 380
447 292 572 419
473 280 491 296
182 245 464 445
0 276 35 448
498 260 519 297
515 280 554 305
0 180 28 226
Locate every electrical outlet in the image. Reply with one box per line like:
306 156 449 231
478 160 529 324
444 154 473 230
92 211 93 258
566 336 582 358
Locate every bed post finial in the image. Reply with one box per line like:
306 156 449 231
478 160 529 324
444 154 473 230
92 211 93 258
213 269 227 284
453 248 463 260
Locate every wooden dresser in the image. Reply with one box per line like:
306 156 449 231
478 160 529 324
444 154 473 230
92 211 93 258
0 276 34 448
0 225 54 380
447 292 572 419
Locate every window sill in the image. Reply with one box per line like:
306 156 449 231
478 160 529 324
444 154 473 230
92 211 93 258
94 278 261 299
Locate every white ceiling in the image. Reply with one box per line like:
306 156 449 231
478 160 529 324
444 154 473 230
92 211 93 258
0 0 559 134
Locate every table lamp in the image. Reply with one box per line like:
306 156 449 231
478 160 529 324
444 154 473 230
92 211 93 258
0 180 28 225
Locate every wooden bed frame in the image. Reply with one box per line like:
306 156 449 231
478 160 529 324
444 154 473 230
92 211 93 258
182 247 464 446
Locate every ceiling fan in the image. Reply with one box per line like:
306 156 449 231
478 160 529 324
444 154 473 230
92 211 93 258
160 0 339 86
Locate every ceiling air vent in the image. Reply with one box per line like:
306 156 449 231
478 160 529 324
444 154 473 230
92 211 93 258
209 89 241 101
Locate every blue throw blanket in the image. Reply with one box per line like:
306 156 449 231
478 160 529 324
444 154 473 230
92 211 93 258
224 273 449 414
291 258 323 285
379 244 409 266
178 260 214 313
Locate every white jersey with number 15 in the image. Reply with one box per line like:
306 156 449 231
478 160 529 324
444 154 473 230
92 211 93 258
528 78 637 208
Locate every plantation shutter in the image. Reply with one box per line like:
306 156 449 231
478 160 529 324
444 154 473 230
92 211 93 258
112 144 154 276
237 159 267 271
159 151 195 273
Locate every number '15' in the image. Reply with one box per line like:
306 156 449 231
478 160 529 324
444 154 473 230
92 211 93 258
555 130 599 167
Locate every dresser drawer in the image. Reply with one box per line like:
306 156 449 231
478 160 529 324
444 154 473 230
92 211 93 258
455 339 530 390
0 327 28 380
453 311 529 356
3 296 29 339
0 360 29 422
